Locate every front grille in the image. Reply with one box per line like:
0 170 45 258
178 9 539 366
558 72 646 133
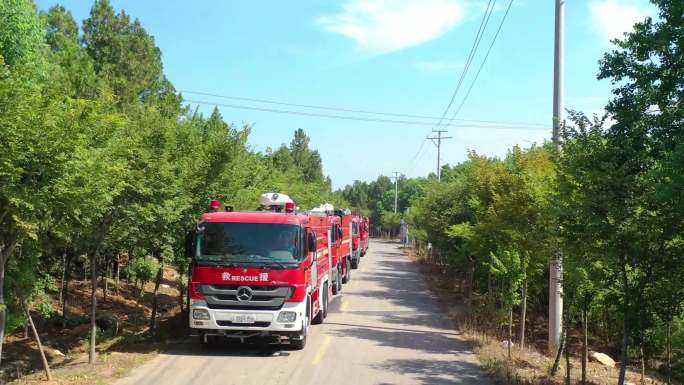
201 284 291 311
217 321 271 327
212 284 278 291
207 304 282 311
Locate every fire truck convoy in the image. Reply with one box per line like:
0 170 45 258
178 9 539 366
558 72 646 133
186 193 364 350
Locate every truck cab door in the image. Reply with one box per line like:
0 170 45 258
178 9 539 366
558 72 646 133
327 229 333 280
307 230 317 290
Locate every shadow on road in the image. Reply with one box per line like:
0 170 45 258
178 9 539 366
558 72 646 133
326 321 470 356
375 358 489 385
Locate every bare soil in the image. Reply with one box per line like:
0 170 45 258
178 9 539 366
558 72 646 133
2 266 185 385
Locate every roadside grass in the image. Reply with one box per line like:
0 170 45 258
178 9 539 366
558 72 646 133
8 335 158 385
403 245 673 385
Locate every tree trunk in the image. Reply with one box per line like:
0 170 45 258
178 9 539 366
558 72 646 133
667 320 672 385
24 305 52 381
466 256 475 328
520 279 528 350
640 345 645 385
618 261 629 385
565 329 571 385
551 328 566 376
582 309 588 385
0 238 21 365
137 281 146 307
149 263 164 334
115 254 120 296
508 306 513 384
59 250 67 305
61 253 71 329
89 253 97 364
103 257 109 303
178 274 184 313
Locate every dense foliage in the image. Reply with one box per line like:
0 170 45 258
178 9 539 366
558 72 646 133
0 0 339 365
338 175 428 235
386 2 684 384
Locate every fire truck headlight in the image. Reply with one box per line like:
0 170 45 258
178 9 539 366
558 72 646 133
277 311 297 323
192 309 210 320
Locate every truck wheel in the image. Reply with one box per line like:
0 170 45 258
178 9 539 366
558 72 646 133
335 265 343 292
289 316 308 350
312 284 328 324
342 259 350 283
332 268 340 295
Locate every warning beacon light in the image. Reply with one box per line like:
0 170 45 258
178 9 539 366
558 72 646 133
285 202 295 213
209 199 221 211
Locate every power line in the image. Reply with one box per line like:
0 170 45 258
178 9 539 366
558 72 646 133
180 89 546 128
432 0 497 130
448 0 515 122
427 130 453 181
184 99 550 130
405 0 496 177
405 137 431 177
408 138 428 165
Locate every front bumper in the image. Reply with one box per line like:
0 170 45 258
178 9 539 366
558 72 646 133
189 300 307 333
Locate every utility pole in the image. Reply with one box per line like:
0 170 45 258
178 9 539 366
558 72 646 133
428 130 452 181
391 171 400 213
549 0 564 355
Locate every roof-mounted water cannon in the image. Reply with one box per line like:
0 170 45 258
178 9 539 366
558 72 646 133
309 203 334 216
260 192 295 213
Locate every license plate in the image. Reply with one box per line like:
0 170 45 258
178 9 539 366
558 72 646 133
233 314 256 324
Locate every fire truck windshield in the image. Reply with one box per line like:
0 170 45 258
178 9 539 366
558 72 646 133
196 222 302 265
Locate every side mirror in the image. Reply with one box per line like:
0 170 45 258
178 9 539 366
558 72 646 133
185 230 196 258
307 231 317 253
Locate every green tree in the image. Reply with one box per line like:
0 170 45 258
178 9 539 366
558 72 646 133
82 0 163 107
0 0 44 66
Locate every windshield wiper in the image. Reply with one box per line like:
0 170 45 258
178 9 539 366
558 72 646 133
196 260 239 268
258 260 288 269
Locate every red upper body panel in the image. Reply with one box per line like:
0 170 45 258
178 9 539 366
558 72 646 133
201 211 309 225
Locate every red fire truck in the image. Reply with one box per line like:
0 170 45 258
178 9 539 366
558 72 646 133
310 204 351 294
186 193 333 350
360 216 370 256
349 214 362 269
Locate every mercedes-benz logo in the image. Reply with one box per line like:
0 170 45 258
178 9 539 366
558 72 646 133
236 286 253 302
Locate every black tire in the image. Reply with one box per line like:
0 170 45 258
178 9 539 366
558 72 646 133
350 256 359 269
342 258 350 283
289 316 308 350
332 267 340 295
312 284 328 324
335 265 343 292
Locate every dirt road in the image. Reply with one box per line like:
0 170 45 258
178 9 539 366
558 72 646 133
114 240 490 385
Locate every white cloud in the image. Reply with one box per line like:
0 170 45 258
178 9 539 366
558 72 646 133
414 60 463 73
316 0 464 54
589 0 649 43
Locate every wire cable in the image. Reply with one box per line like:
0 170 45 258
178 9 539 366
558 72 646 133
180 89 546 128
184 99 550 130
432 0 497 129
448 0 515 123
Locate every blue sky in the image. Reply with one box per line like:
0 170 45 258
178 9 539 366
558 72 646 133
35 0 656 188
